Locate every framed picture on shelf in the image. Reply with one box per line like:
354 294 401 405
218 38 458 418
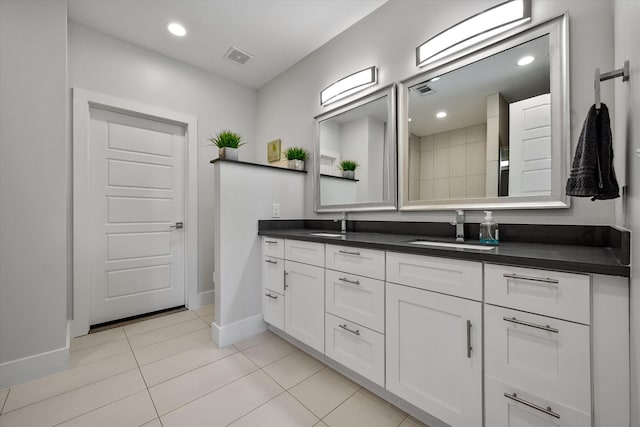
267 139 281 162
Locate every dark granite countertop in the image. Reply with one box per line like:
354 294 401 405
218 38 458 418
258 223 630 278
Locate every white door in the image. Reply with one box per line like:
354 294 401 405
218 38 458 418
284 260 325 352
88 106 185 325
386 283 483 427
509 93 552 196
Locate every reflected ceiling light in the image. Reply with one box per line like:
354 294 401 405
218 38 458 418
408 118 413 122
436 111 447 118
167 22 186 37
517 55 535 66
430 77 441 82
320 66 378 106
416 0 531 67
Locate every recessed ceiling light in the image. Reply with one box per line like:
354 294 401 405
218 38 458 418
517 55 535 66
167 22 186 37
408 118 413 122
436 111 447 118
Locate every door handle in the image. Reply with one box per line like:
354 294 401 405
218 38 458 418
169 222 184 229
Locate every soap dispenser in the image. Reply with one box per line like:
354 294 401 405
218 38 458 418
479 211 499 245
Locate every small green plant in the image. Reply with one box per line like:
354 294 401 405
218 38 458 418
339 160 358 171
208 129 244 149
284 147 308 161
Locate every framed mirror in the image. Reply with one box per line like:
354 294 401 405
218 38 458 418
314 84 397 212
399 14 569 211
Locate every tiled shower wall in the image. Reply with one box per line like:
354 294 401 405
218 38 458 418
409 123 487 200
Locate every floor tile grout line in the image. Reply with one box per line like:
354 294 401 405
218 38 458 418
284 388 327 423
222 389 289 427
127 319 209 347
128 323 210 353
143 347 240 389
0 389 10 414
69 327 127 352
317 385 362 423
0 356 140 416
234 332 279 352
124 313 201 339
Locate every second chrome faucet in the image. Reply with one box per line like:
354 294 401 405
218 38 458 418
450 210 465 242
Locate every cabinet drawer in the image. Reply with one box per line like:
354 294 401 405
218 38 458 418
325 244 385 280
263 290 284 330
263 237 284 259
485 376 591 427
325 269 384 333
325 313 385 387
485 264 590 324
386 252 483 301
485 305 591 413
262 256 284 294
285 240 324 267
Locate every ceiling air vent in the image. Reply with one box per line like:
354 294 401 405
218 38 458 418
413 82 436 96
224 46 254 65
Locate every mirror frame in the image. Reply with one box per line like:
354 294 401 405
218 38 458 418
399 14 570 211
314 84 398 213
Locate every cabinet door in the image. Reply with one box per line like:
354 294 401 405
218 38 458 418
325 313 385 387
485 376 591 427
485 305 591 413
284 261 325 353
262 290 284 330
262 256 284 294
386 283 482 427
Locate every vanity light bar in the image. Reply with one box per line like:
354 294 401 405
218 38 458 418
416 0 531 67
320 66 378 106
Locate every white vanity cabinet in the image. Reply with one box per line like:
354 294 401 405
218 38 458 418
385 253 483 427
261 238 285 329
324 245 386 387
484 264 592 427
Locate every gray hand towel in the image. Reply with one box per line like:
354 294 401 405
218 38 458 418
566 103 619 200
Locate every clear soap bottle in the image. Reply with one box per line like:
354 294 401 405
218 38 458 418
479 211 499 245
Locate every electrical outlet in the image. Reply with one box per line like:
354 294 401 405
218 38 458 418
272 203 281 218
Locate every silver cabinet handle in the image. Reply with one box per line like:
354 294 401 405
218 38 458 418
503 317 559 334
284 271 288 290
338 277 360 285
264 259 277 264
503 273 559 285
265 240 278 244
466 320 472 358
169 222 184 229
265 293 278 300
339 324 360 336
504 393 560 419
338 250 361 256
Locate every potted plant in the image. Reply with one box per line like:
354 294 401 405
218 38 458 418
339 160 358 179
284 147 308 171
209 129 244 160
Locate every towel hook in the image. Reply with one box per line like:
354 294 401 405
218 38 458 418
594 67 601 110
595 60 630 110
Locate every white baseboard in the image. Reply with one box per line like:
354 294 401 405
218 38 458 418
212 314 267 348
188 289 215 310
0 323 70 389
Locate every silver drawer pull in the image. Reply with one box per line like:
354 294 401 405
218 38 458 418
466 320 472 358
264 259 278 264
504 393 560 419
265 240 279 244
338 250 361 256
503 273 559 285
503 317 559 334
265 293 278 300
338 277 360 285
339 324 360 336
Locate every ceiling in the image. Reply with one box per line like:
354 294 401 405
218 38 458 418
67 0 387 89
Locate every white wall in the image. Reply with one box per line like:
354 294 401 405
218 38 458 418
256 0 617 225
68 23 257 302
0 0 69 387
213 162 304 346
614 1 640 423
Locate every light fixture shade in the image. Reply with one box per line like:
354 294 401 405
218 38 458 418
416 0 531 67
320 66 378 106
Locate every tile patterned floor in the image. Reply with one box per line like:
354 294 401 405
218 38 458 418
0 306 429 427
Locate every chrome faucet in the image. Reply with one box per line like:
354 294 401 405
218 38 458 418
334 212 347 233
450 210 465 242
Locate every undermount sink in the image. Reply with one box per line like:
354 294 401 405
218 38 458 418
409 240 496 251
309 232 344 238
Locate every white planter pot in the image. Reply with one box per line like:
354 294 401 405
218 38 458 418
288 159 305 171
219 147 238 161
342 170 355 179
